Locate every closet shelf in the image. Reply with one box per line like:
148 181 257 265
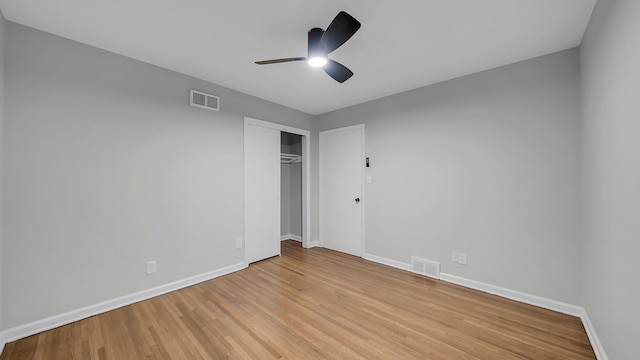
281 153 301 164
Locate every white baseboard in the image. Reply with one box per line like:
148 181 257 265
363 253 412 272
578 309 608 360
0 262 246 348
439 273 583 317
280 234 302 242
306 241 321 248
361 253 606 359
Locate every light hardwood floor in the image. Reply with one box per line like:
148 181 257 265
1 241 595 359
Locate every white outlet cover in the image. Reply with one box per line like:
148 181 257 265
459 254 468 265
235 238 243 249
451 252 459 262
146 260 157 275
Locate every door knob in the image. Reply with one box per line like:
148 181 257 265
355 198 360 204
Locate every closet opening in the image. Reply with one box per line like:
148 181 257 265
280 132 303 243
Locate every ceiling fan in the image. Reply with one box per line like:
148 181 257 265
255 11 361 83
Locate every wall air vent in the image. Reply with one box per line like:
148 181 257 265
411 256 441 280
190 89 220 111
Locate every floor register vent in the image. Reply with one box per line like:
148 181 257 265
190 89 220 111
411 257 441 279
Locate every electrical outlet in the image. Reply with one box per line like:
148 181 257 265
235 238 243 249
451 252 468 265
146 260 157 275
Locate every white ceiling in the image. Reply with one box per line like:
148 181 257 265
0 0 596 115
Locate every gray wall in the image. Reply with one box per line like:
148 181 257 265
581 0 640 358
2 22 313 329
316 49 583 305
0 9 5 333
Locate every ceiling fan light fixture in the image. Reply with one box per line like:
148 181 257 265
254 12 361 83
308 56 327 67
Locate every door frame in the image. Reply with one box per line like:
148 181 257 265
244 117 312 255
319 124 365 256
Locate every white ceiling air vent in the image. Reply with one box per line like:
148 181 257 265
411 256 440 280
190 89 220 111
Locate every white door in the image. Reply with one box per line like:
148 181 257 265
320 125 364 256
245 122 281 264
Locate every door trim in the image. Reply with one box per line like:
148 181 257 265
244 117 312 254
319 124 365 256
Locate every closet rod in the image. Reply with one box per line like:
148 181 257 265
281 153 301 164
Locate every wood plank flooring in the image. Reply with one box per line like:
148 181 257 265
1 241 596 359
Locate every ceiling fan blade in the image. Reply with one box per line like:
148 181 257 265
255 57 306 65
321 11 361 54
324 59 354 83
